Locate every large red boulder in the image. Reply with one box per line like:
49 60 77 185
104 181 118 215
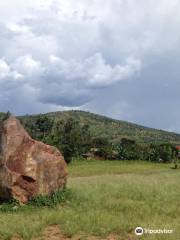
0 116 67 203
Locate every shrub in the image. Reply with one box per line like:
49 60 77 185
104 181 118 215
28 189 73 207
0 199 20 213
0 189 73 212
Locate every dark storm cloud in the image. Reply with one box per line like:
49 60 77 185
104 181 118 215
86 52 180 132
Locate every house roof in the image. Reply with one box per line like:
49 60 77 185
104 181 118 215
175 145 180 150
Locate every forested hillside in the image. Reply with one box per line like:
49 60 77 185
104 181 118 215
18 110 180 144
1 110 180 144
1 111 180 163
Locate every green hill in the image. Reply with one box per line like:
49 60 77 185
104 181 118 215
15 110 180 144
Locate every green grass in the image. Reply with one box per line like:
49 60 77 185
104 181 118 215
68 159 173 177
0 160 180 239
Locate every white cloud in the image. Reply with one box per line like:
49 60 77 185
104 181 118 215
22 53 140 106
0 59 24 82
13 55 43 76
85 54 141 87
0 59 10 79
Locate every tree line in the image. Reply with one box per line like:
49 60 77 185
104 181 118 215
19 115 178 164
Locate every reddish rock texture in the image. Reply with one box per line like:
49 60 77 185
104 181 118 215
0 116 67 203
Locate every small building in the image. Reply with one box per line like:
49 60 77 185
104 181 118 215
82 148 105 160
82 148 118 160
175 145 180 158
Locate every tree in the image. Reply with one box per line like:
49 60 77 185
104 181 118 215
119 138 139 160
61 118 85 163
148 143 177 163
33 116 54 141
91 137 114 159
2 111 11 121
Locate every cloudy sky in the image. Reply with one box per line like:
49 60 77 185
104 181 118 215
0 0 180 132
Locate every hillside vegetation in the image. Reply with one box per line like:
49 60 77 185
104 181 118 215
17 110 180 144
1 111 180 163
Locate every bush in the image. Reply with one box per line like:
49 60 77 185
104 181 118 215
0 189 73 212
28 189 73 207
0 199 20 213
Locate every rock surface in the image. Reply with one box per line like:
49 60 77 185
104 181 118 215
0 116 67 203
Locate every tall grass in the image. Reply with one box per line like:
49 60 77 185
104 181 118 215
0 160 179 239
68 159 172 177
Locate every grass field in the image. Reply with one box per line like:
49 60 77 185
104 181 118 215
0 160 179 240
